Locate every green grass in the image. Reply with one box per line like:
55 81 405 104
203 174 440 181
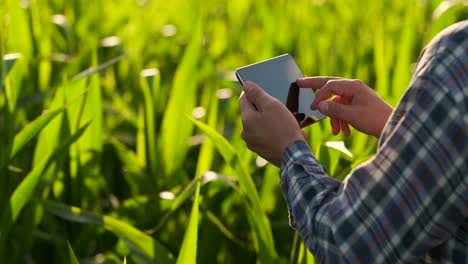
0 0 466 263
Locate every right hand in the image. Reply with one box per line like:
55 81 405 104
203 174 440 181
296 77 393 138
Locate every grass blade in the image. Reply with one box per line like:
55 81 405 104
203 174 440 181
64 56 103 205
107 137 144 174
189 117 278 261
72 54 126 80
175 90 221 263
159 4 204 179
7 108 63 162
67 241 80 264
391 1 417 102
296 242 316 264
140 69 159 186
42 200 175 264
176 179 200 264
195 91 218 178
10 123 90 220
107 137 155 195
1 53 22 154
1 53 21 87
201 205 248 248
0 122 90 253
147 171 238 235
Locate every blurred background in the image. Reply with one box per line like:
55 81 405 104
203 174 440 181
0 0 466 263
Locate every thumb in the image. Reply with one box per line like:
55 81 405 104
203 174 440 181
318 101 355 123
243 81 273 109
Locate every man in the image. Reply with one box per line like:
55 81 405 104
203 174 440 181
239 21 467 263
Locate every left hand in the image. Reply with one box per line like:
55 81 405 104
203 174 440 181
239 81 306 167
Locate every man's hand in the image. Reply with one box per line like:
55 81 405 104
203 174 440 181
297 77 393 138
239 81 305 167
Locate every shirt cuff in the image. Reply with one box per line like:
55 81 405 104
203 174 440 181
279 140 326 230
280 140 316 174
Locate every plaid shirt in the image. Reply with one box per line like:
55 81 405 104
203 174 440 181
280 21 468 263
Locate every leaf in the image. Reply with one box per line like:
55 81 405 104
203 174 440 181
108 92 138 127
140 68 160 184
176 180 200 264
65 56 104 204
324 141 353 158
7 108 63 161
107 137 153 195
0 123 90 250
260 165 280 213
432 0 463 20
1 53 21 87
33 78 87 174
10 123 90 221
1 53 24 150
391 1 417 101
201 205 248 248
194 89 218 178
428 0 466 41
76 65 103 162
107 137 144 174
174 87 223 263
159 2 204 178
72 54 126 80
148 169 239 236
42 200 175 264
137 104 147 170
200 171 238 190
296 242 316 264
189 117 277 261
68 241 80 264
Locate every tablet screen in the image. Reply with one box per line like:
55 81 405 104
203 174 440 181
236 54 325 126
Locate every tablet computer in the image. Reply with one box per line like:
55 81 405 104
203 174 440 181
235 54 325 126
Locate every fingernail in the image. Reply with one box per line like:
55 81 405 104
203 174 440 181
319 101 329 114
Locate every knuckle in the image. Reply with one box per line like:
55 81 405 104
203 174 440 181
352 79 365 86
324 79 336 88
325 79 343 94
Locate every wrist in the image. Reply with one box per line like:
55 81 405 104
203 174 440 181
280 139 310 169
281 133 305 153
374 105 393 138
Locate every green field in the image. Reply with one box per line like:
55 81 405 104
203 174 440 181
0 0 466 263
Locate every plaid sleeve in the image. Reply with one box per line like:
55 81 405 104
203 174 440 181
280 21 468 264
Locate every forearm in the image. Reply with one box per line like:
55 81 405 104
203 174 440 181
280 111 467 264
280 141 344 263
280 21 468 264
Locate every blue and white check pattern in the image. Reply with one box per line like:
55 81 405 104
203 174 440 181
280 21 468 263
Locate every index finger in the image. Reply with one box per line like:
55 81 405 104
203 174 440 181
296 76 341 89
311 79 356 109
